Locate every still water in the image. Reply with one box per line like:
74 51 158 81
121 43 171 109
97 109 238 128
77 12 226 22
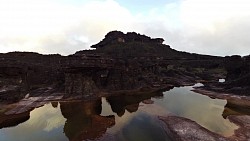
0 84 238 141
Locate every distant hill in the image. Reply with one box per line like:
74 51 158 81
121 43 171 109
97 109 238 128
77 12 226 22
76 31 221 60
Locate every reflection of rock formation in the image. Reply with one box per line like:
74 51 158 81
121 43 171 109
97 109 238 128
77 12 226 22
222 102 250 118
0 112 30 129
107 92 163 117
60 99 115 141
51 102 58 108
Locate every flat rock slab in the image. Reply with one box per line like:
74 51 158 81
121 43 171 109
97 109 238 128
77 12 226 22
5 96 63 115
159 115 228 141
192 89 250 109
228 115 250 141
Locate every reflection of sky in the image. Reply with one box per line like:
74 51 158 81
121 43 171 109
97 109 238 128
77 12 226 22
95 85 239 139
101 97 136 134
112 112 170 141
101 97 171 141
0 103 67 141
153 86 238 136
0 84 239 140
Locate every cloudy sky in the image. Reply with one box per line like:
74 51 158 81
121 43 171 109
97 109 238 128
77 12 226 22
0 0 250 56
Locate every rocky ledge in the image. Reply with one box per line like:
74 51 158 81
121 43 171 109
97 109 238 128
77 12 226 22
159 115 250 141
159 116 227 141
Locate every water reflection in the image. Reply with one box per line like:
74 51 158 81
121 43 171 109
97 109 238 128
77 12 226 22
0 103 67 141
110 112 170 141
153 84 238 136
0 83 246 141
60 99 115 141
223 103 250 118
0 112 30 129
106 91 163 117
101 98 171 141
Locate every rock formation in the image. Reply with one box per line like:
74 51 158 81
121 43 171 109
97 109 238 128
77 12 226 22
0 31 240 103
195 55 250 96
1 30 250 141
159 116 228 141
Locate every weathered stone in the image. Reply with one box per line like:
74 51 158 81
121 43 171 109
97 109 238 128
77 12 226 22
228 115 250 141
159 116 228 141
0 31 235 102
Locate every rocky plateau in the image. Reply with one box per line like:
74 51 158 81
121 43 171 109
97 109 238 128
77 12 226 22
0 31 250 141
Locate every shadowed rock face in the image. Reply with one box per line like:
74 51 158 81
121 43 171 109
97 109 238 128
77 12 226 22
64 73 97 98
225 55 250 81
198 55 250 96
0 53 64 102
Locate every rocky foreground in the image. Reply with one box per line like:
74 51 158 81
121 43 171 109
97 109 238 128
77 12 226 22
0 31 250 140
159 115 250 141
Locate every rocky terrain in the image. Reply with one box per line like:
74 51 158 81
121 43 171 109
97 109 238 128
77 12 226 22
0 31 225 102
195 55 250 94
193 55 250 113
0 31 249 140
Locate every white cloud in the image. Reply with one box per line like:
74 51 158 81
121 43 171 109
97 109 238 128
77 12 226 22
175 0 250 56
0 0 250 56
0 0 135 55
139 0 250 56
180 0 250 27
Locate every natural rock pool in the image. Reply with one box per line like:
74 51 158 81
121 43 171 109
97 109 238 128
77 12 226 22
0 84 239 141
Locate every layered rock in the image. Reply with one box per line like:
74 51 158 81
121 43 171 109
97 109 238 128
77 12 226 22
0 52 63 102
0 31 227 102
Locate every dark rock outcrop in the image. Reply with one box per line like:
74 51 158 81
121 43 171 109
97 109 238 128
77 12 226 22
223 55 250 95
91 31 164 49
0 52 64 102
0 31 228 102
197 55 250 96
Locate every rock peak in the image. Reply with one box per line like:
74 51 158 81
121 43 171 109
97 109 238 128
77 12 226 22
91 31 164 48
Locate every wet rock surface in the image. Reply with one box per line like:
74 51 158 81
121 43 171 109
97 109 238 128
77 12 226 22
159 115 250 141
228 115 250 141
159 116 228 141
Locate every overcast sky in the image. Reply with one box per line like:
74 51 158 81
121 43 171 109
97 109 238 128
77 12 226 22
0 0 250 56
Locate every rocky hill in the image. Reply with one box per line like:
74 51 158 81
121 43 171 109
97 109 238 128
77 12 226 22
0 31 243 103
